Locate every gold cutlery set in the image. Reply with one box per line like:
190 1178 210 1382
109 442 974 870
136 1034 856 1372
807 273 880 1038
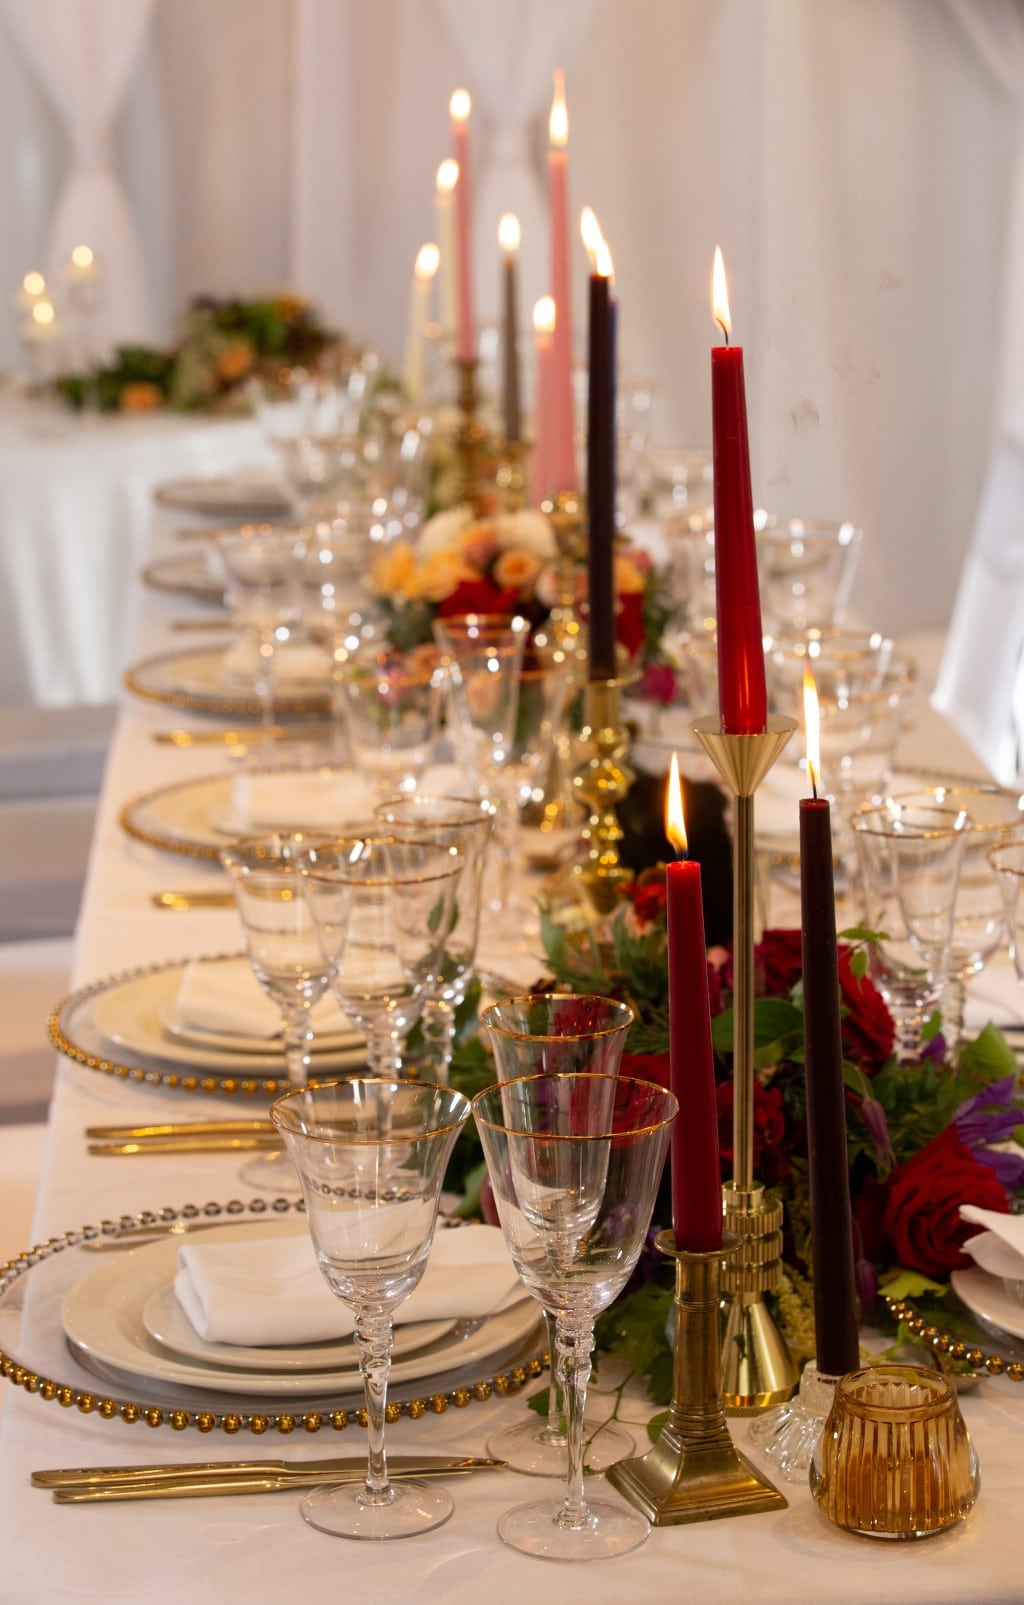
32 1455 506 1503
86 1120 278 1157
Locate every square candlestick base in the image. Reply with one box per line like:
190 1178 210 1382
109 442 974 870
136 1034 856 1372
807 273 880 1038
606 1232 787 1525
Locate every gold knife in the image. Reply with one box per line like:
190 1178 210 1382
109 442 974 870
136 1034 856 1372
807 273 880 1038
35 1456 506 1503
152 891 237 911
86 1120 274 1138
88 1135 284 1156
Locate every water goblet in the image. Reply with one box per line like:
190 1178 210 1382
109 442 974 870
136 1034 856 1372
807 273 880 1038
473 1072 677 1560
848 801 969 1061
373 795 495 1079
300 835 462 1079
986 837 1024 988
271 1079 471 1538
213 524 308 739
219 831 335 1190
336 647 444 800
480 995 637 1478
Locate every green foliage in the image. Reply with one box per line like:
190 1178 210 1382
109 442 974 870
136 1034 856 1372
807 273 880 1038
711 998 805 1070
594 1283 675 1406
846 1053 997 1168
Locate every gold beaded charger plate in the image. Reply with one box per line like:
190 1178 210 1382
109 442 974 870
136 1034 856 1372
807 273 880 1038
118 764 365 861
0 1199 546 1435
123 647 330 717
140 551 227 603
51 955 365 1095
154 475 291 519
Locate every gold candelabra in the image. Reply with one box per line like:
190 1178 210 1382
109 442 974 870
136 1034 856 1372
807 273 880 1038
606 1231 787 1523
570 676 635 916
691 713 802 1413
454 357 486 514
495 440 526 511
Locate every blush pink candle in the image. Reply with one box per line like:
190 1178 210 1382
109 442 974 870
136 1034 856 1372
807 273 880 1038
547 70 576 491
449 89 476 364
532 296 555 507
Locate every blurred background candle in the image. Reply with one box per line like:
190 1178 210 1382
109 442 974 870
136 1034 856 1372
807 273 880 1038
498 213 521 444
532 295 555 508
666 753 722 1252
14 269 46 317
449 89 476 363
434 159 459 348
799 670 860 1377
582 207 616 681
710 246 767 734
64 244 100 288
547 69 576 492
404 242 439 404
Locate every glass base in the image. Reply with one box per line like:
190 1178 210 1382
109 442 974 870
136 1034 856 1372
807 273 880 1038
498 1495 650 1562
747 1360 837 1483
300 1477 454 1540
487 1414 635 1477
238 1148 302 1193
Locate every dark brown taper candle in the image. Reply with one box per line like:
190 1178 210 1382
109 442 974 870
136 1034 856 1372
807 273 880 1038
586 268 616 681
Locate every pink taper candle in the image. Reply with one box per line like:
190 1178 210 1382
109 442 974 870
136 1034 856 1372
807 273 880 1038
532 296 555 508
547 70 576 491
665 754 722 1251
449 89 476 363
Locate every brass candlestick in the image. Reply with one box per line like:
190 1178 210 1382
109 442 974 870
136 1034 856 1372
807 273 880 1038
606 1231 787 1523
454 357 486 514
570 676 635 916
495 440 526 511
691 713 801 1413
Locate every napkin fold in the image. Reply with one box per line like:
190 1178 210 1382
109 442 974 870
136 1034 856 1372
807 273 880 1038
221 640 328 686
174 957 352 1040
960 1205 1024 1278
174 1224 521 1347
224 764 469 834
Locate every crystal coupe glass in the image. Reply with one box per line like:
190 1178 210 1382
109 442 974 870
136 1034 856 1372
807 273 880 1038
271 1079 471 1538
473 1072 677 1561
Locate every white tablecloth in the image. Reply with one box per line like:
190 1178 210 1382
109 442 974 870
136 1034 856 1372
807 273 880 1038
1 561 1023 1602
0 390 267 707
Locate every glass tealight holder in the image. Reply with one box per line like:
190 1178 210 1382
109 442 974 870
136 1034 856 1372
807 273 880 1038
810 1365 978 1540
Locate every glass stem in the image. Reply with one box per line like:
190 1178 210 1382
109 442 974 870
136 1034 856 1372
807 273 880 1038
420 998 455 1083
282 1007 314 1087
541 1309 567 1447
554 1314 596 1531
941 974 966 1050
354 1305 396 1503
368 1017 403 1079
255 628 276 739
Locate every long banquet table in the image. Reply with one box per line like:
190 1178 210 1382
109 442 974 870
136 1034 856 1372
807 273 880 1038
2 535 1024 1603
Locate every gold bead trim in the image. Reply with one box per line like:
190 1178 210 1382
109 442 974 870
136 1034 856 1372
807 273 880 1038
0 1198 547 1434
123 649 329 720
883 1294 1024 1382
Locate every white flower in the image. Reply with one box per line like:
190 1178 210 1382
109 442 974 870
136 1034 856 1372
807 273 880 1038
492 511 557 561
418 505 474 556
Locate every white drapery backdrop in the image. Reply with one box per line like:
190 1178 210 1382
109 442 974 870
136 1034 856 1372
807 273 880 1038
0 0 1019 640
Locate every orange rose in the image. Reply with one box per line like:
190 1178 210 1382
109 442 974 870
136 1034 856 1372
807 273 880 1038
119 382 162 413
217 341 254 383
493 548 543 593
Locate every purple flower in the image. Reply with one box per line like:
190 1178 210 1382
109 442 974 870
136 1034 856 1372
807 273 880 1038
954 1075 1024 1186
854 1256 879 1323
861 1097 895 1171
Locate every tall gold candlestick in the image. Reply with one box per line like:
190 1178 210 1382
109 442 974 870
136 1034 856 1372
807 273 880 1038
454 357 486 514
691 713 801 1413
570 676 634 916
606 1231 786 1523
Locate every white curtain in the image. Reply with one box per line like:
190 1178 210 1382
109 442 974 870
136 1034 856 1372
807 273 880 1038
2 0 157 353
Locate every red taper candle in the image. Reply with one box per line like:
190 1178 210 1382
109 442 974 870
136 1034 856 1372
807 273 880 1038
666 754 722 1251
799 672 860 1375
710 247 767 735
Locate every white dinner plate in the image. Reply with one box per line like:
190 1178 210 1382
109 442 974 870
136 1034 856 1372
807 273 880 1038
89 958 364 1075
141 551 227 603
951 1264 1024 1344
123 647 330 716
140 1280 456 1373
62 1220 539 1401
119 765 363 860
156 998 356 1057
154 475 291 519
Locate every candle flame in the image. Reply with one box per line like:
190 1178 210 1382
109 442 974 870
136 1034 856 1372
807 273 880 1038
549 68 568 147
533 295 556 335
666 753 688 854
436 158 459 194
498 213 521 255
22 270 45 296
580 206 602 270
712 246 731 341
596 235 614 282
803 668 821 797
32 300 55 327
414 242 440 280
449 88 471 123
71 245 94 269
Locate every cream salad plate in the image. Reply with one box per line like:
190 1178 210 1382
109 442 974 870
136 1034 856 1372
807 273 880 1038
123 645 331 717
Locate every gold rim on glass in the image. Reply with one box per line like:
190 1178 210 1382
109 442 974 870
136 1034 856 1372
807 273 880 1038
479 994 635 1045
472 1071 677 1141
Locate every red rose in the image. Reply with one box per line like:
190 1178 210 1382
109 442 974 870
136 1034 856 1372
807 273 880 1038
706 959 724 1018
755 929 804 997
436 578 515 618
716 1080 791 1185
623 879 668 929
838 951 895 1067
615 592 647 658
620 1050 671 1091
883 1125 1009 1277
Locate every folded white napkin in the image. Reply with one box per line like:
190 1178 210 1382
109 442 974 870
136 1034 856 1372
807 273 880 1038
960 1205 1024 1278
225 763 470 834
221 640 328 686
174 957 352 1040
174 1223 521 1347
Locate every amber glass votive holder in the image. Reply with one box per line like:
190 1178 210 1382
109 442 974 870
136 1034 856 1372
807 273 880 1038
810 1365 979 1540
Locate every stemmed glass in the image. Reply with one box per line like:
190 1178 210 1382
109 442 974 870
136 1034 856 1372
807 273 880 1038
848 801 970 1061
373 795 495 1079
300 835 462 1078
335 648 444 800
213 525 307 740
219 832 334 1191
480 994 637 1476
473 1072 677 1561
271 1079 471 1538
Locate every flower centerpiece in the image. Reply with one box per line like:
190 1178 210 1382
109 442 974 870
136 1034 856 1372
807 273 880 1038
369 504 676 671
449 868 1023 1406
54 293 340 413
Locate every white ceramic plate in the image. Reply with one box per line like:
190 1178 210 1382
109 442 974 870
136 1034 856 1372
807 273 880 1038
951 1264 1024 1344
123 647 330 716
141 551 227 602
157 998 356 1057
90 958 364 1075
62 1220 539 1400
119 765 364 859
154 476 291 518
140 1280 456 1373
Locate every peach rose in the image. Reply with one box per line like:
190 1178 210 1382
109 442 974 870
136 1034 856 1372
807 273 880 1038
119 382 162 413
409 546 474 603
614 552 647 594
493 547 543 593
460 524 500 570
217 341 254 383
370 541 417 597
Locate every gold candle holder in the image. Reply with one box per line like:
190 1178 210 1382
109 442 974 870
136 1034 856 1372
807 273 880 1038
495 439 526 511
570 676 635 916
454 357 487 514
691 713 801 1413
606 1230 787 1524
